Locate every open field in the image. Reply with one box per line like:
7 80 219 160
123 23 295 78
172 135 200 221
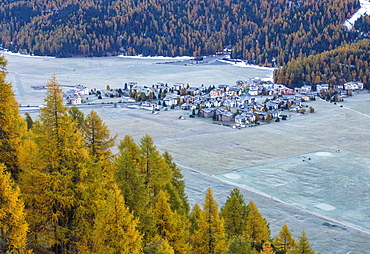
5 53 370 253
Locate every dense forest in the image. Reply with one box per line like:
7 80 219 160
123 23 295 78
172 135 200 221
0 54 321 253
0 0 362 66
354 14 370 34
274 39 370 88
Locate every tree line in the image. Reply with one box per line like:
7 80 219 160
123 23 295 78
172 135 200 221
274 39 370 88
0 0 362 66
0 53 321 253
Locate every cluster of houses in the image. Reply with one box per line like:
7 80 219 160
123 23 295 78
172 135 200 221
64 84 90 105
63 79 364 126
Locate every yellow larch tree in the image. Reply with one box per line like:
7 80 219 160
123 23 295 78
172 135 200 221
245 201 270 248
273 224 297 253
0 54 25 180
153 190 190 254
259 241 274 254
0 164 29 253
83 110 117 161
193 188 228 254
91 183 142 254
139 134 172 196
20 75 90 253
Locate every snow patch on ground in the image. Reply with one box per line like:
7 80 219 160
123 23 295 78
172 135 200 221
223 173 241 180
344 0 370 29
316 203 336 211
217 59 276 71
315 151 333 157
2 51 56 58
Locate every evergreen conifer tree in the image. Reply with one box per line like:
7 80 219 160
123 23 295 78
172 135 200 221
163 151 190 215
292 231 315 254
227 237 256 254
245 201 270 248
194 188 228 254
274 224 297 253
153 190 190 254
67 106 85 130
220 188 249 238
0 54 25 180
115 135 156 242
189 203 201 235
92 183 142 254
139 134 172 196
21 75 89 253
144 235 175 254
24 112 33 130
0 164 29 253
83 110 117 160
260 241 274 254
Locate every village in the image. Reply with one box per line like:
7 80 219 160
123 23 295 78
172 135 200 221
63 78 364 127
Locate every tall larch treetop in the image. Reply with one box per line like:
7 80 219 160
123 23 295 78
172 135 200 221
0 54 25 180
22 74 90 253
83 110 117 161
194 188 228 254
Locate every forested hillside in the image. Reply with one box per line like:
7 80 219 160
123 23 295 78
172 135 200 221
274 39 370 88
0 53 321 253
0 0 361 65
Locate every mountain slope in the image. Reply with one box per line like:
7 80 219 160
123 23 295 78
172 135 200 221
0 0 362 64
274 39 370 88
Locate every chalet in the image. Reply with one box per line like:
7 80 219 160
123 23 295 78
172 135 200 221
128 82 138 90
301 85 312 93
316 84 329 94
236 80 249 88
163 96 178 106
173 83 184 91
289 104 301 112
199 107 217 118
268 109 280 118
333 84 344 92
218 84 230 92
153 83 163 89
180 103 194 110
294 94 310 102
344 81 363 91
249 87 259 96
210 89 223 97
261 81 274 90
140 87 158 98
223 99 240 108
251 78 263 87
237 105 254 114
203 99 221 108
254 103 265 111
75 84 89 95
274 84 282 89
180 95 196 103
279 86 294 95
227 87 242 96
266 101 279 110
254 110 268 120
235 113 255 125
216 108 234 122
187 87 200 96
65 93 82 105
